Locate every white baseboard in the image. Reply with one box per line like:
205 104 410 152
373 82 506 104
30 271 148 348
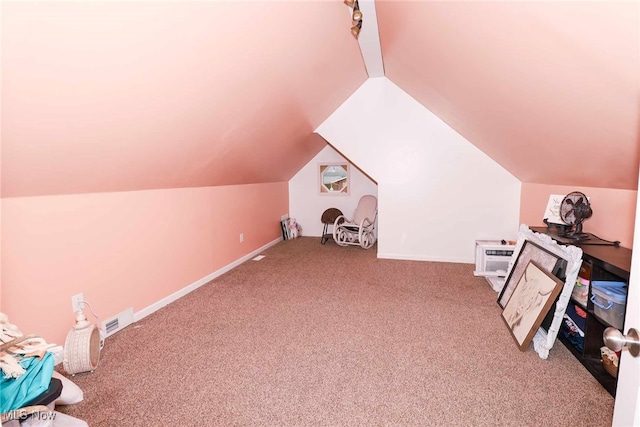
377 252 474 264
134 237 282 322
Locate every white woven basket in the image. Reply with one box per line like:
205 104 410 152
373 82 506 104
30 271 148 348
63 324 101 375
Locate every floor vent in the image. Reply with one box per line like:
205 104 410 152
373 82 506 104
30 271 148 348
102 308 134 338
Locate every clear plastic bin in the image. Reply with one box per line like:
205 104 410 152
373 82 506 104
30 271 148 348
590 281 627 330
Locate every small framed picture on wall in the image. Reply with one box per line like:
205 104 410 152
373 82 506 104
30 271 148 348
319 163 349 195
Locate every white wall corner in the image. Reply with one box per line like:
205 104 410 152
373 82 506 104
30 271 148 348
315 77 522 262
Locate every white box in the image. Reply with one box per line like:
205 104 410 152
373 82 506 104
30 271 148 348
474 240 515 277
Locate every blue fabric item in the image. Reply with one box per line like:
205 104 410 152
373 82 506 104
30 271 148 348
0 352 54 414
565 303 587 332
561 323 584 353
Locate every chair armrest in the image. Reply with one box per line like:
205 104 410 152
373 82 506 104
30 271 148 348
333 215 347 227
358 217 374 228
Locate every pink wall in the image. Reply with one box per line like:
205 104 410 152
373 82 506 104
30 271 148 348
521 183 637 248
1 183 287 345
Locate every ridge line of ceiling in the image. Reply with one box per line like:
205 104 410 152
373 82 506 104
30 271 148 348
352 0 384 77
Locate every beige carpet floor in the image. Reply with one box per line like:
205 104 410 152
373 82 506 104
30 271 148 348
57 237 614 426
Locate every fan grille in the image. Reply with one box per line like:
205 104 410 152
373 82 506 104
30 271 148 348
560 192 592 225
558 191 593 241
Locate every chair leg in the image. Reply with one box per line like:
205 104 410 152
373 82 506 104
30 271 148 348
321 224 328 244
360 230 375 249
334 228 349 246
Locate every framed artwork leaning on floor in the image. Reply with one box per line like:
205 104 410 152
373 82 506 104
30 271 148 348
496 224 583 359
502 260 564 351
498 239 564 309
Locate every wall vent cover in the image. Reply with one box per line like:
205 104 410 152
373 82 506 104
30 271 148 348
102 308 134 338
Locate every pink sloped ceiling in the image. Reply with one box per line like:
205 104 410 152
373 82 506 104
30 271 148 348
2 2 366 198
377 1 640 191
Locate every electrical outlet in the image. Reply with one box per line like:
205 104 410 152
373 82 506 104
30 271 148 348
240 233 244 243
71 293 84 313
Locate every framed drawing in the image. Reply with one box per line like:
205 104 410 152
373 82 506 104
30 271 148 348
319 163 349 195
502 260 564 351
497 239 565 308
497 224 583 359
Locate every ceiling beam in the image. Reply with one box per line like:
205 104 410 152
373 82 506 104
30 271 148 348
352 0 384 77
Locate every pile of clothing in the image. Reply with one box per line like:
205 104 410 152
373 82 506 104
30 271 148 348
0 313 87 427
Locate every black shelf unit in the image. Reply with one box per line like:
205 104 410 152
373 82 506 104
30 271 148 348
531 226 632 397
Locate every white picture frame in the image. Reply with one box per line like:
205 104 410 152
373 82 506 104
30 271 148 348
497 224 583 359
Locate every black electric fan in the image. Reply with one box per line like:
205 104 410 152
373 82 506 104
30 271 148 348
558 191 593 241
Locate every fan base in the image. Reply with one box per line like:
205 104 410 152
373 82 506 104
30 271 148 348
543 219 573 234
559 232 591 242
